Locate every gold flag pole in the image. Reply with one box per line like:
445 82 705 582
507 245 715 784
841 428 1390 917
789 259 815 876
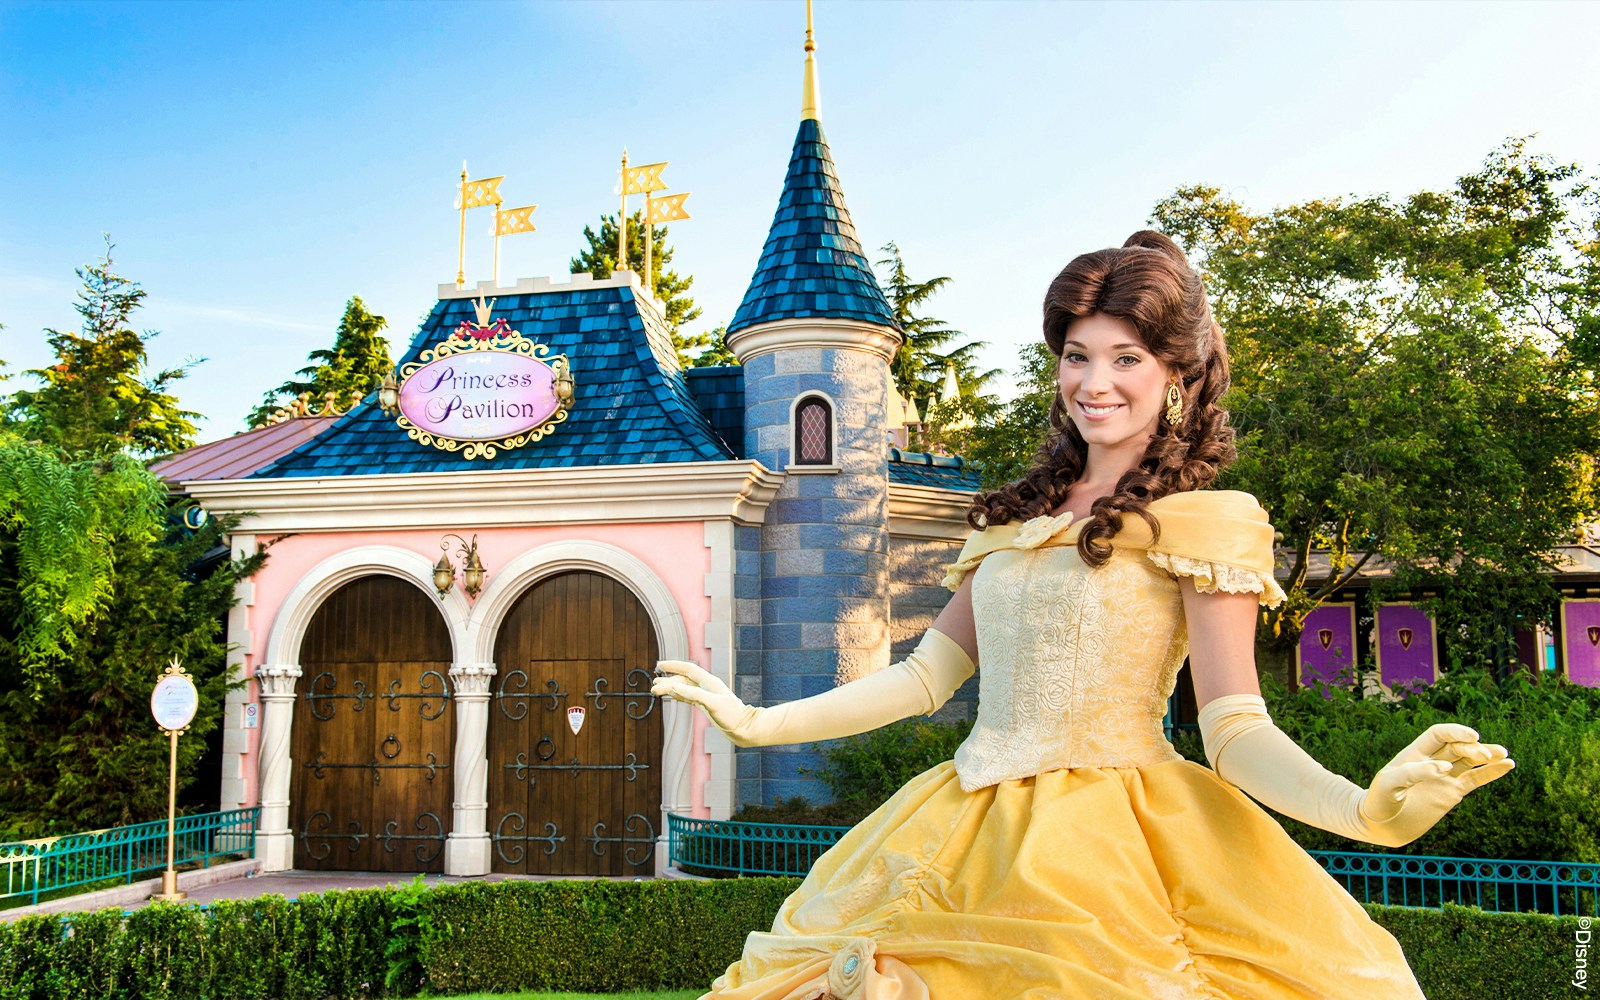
618 149 629 273
644 193 653 294
457 162 469 288
493 206 502 286
619 158 670 289
453 169 505 288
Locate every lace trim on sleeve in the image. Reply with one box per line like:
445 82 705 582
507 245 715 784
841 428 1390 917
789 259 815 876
942 553 986 592
1146 550 1288 608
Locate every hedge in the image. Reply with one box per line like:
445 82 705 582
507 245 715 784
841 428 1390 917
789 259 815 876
0 880 1585 998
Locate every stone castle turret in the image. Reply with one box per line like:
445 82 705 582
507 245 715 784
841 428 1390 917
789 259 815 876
725 12 902 804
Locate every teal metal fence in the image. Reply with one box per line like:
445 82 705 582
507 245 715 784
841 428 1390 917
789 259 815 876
667 814 1600 916
668 814 852 878
0 807 259 906
1313 850 1600 917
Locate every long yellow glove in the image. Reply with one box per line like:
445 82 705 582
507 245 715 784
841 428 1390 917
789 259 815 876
650 629 974 748
1197 693 1514 849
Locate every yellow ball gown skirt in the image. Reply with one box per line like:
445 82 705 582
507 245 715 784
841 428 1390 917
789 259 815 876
702 493 1427 1000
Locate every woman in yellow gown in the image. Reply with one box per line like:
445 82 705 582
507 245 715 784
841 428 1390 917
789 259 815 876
653 231 1514 1000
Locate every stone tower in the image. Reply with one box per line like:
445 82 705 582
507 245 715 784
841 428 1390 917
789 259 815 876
726 9 903 805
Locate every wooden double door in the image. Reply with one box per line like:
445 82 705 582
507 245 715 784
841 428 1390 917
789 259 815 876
290 576 454 871
489 570 662 875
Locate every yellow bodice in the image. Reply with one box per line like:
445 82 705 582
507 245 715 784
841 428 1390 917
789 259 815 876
942 491 1287 791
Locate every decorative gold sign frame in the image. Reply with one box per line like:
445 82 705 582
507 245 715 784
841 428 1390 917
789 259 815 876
394 327 575 461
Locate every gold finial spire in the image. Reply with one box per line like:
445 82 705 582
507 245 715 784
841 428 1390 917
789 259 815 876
801 0 820 121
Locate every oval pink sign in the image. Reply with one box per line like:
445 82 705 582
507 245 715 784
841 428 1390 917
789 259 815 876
399 351 560 442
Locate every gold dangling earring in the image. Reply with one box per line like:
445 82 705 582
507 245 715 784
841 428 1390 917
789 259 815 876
1164 378 1183 426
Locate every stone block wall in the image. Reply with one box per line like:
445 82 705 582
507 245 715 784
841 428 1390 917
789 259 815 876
889 534 978 723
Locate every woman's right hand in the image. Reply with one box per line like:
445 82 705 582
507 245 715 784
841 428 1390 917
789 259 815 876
652 660 764 745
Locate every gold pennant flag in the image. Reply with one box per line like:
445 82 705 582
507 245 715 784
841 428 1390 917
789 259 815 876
648 192 691 224
622 161 668 195
457 175 505 209
496 204 538 235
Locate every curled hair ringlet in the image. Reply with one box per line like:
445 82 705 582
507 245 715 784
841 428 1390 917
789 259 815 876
969 230 1237 567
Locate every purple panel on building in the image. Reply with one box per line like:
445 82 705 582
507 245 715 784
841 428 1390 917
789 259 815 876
1561 600 1600 687
1299 604 1357 693
1377 604 1437 689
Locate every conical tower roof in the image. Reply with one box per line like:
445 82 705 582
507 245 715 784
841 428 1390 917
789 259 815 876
726 13 894 335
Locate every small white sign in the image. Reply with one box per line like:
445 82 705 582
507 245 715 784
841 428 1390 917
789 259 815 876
567 706 586 735
151 674 200 732
243 703 259 729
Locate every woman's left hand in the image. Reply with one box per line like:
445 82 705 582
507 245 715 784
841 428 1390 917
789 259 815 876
1357 724 1514 847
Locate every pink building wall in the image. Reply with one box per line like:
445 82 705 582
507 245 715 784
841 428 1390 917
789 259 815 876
232 521 715 815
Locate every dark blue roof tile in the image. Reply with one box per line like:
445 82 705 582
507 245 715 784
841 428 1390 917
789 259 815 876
886 448 983 492
728 119 895 334
252 281 734 478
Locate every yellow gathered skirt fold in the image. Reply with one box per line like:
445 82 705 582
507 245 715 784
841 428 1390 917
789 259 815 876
704 760 1425 1000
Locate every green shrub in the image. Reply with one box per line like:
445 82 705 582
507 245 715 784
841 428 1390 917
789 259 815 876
1372 902 1587 1000
417 878 801 995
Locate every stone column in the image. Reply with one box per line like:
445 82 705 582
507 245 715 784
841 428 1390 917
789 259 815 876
445 662 495 876
656 698 699 875
255 664 302 872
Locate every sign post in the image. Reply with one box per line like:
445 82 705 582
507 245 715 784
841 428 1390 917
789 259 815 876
150 658 199 902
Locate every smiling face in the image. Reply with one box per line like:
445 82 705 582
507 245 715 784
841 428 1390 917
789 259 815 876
1057 313 1173 462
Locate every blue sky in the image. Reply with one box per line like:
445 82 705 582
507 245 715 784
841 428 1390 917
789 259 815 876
3 0 1598 437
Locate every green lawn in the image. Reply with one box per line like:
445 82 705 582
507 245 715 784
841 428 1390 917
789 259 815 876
440 993 703 1000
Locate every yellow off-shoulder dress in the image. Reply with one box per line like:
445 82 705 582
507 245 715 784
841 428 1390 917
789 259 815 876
701 491 1427 1000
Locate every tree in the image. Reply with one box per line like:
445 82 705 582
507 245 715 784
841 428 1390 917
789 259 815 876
0 248 264 834
570 210 705 366
9 239 199 459
249 295 392 428
875 242 1001 456
689 323 739 367
0 437 262 833
876 242 996 402
1152 139 1600 676
957 342 1055 489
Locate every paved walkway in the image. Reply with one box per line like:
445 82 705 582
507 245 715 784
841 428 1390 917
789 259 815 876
6 862 670 920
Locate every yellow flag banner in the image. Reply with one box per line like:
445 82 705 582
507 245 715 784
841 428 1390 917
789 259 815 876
458 176 505 209
622 161 668 196
648 192 691 224
496 205 538 236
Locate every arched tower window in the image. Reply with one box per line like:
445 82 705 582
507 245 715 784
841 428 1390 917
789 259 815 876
793 395 834 466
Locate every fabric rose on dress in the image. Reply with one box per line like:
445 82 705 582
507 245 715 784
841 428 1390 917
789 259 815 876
1014 511 1074 550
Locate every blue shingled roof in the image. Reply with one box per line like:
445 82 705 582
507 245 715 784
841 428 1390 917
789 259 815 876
252 282 735 477
683 366 745 458
728 118 896 334
887 448 982 492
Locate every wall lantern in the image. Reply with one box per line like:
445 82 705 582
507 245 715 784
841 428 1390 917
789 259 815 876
378 369 401 415
434 533 486 599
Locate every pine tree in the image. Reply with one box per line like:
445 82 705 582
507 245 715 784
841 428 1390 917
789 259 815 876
10 239 200 459
249 296 392 428
570 211 707 366
876 242 997 403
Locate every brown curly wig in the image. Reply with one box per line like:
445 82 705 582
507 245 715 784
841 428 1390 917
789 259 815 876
968 230 1236 566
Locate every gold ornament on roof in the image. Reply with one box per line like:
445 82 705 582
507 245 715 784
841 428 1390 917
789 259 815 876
264 390 365 425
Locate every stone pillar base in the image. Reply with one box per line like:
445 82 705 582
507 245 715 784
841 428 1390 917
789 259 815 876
258 830 296 873
445 834 492 876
